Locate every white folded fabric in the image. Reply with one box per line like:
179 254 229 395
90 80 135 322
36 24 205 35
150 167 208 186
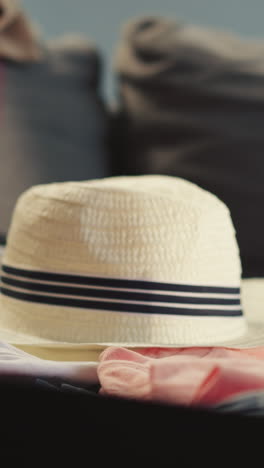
0 340 99 385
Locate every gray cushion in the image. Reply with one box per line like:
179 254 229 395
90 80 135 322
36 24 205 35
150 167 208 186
0 35 110 236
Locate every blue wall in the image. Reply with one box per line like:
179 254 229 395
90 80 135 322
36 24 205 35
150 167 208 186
21 0 264 100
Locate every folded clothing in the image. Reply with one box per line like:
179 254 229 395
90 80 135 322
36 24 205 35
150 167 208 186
34 378 100 395
98 346 264 408
0 340 99 387
214 390 264 416
112 16 264 277
0 33 110 238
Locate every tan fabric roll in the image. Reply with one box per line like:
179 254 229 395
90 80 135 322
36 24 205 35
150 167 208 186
0 0 41 61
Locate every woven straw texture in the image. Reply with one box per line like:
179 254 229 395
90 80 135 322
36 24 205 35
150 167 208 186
0 175 249 349
5 175 241 283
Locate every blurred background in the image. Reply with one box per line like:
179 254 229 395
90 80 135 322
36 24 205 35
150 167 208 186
21 0 264 101
1 0 264 279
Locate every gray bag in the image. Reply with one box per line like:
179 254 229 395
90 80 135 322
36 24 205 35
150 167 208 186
112 16 264 278
0 35 110 237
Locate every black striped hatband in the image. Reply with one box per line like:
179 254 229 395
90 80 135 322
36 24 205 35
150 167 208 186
0 264 242 317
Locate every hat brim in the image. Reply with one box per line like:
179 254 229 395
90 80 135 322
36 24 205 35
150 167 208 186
0 278 262 361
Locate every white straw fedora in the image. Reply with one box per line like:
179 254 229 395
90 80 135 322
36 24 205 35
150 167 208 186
0 175 263 361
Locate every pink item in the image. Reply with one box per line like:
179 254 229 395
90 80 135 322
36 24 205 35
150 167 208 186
98 346 264 406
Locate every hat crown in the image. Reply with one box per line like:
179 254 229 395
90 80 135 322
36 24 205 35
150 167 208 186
0 175 246 347
3 175 241 286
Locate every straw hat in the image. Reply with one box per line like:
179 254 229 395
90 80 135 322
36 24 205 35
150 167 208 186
0 175 263 361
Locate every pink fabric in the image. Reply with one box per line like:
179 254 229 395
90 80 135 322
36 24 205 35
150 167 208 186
98 346 264 406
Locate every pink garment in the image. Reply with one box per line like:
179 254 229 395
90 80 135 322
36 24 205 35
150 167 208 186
98 346 264 406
